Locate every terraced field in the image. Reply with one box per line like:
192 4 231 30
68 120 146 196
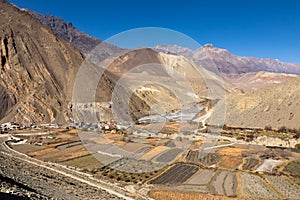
218 156 242 169
106 157 164 173
149 190 236 200
0 150 125 200
61 154 103 169
185 150 221 166
283 160 300 176
223 172 237 197
186 169 215 185
240 172 281 199
292 177 300 186
256 159 284 173
198 153 221 166
93 152 121 165
242 157 260 170
139 146 169 161
209 170 228 195
154 148 184 163
149 164 199 185
185 150 200 163
7 129 300 199
265 175 300 200
97 164 161 184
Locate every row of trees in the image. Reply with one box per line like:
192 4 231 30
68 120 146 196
264 125 300 139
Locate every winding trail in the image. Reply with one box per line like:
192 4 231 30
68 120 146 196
0 136 140 200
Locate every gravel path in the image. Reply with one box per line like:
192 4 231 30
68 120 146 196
0 137 135 200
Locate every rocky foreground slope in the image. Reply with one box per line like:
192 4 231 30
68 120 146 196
0 141 126 200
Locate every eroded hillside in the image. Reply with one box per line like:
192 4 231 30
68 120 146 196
224 77 300 129
0 0 83 124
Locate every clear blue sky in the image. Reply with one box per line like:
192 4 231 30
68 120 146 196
8 0 300 63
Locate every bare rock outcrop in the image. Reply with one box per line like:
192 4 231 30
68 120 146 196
0 0 83 124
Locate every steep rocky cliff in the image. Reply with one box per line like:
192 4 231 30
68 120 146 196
26 9 123 57
0 0 83 124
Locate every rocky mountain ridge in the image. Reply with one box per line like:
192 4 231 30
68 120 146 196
25 9 123 57
154 44 300 75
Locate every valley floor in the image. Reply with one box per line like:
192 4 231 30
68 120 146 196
1 128 300 200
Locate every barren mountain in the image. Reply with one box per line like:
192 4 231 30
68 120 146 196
2 0 299 128
73 48 226 123
223 71 298 92
154 44 300 75
155 45 300 129
0 1 225 125
0 0 83 124
223 77 300 129
25 9 123 57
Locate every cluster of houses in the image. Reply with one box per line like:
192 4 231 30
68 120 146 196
0 120 129 135
0 122 24 132
0 122 60 133
70 120 129 134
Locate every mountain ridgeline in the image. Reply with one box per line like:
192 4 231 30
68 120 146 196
154 44 300 75
26 9 123 58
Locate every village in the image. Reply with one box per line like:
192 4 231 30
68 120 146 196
0 120 129 135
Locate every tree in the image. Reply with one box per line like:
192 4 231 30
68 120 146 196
278 126 287 133
264 125 272 131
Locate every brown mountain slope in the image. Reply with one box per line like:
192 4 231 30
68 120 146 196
0 0 83 124
223 77 300 129
222 71 298 92
73 48 227 123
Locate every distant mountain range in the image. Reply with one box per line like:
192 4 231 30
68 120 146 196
153 44 300 75
20 9 300 77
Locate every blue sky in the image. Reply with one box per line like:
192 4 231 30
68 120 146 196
8 0 300 63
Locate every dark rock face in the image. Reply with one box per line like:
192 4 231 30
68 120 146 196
26 10 123 56
0 85 15 119
0 1 83 124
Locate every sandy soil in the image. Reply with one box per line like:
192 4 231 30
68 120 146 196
186 169 215 185
149 190 236 200
139 146 169 161
218 156 243 169
218 147 245 156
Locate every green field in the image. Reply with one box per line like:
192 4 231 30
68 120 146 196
61 154 103 169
